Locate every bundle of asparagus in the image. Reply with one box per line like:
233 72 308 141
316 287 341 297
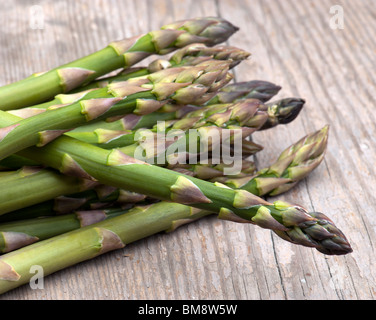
0 17 352 295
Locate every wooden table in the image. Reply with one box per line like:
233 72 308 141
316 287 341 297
0 0 375 300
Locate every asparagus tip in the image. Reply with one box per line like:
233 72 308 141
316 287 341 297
274 207 353 255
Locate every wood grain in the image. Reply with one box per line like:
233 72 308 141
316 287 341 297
0 0 375 300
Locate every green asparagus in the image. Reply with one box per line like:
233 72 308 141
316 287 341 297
0 17 238 110
0 157 352 295
214 126 329 196
61 81 286 144
63 96 304 151
0 127 336 255
206 80 282 105
0 208 127 253
11 128 351 255
0 202 209 294
0 166 96 215
0 60 233 161
44 43 250 100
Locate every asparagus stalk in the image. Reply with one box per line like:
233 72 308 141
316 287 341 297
60 81 286 142
0 185 146 222
0 96 303 215
9 125 351 255
0 158 255 250
82 96 304 152
0 153 159 216
0 98 264 216
64 99 267 150
1 86 284 170
11 79 280 141
0 158 250 253
0 154 39 170
0 179 352 295
0 60 233 161
0 202 210 294
64 96 304 150
32 43 250 104
0 126 345 256
0 141 259 217
0 17 238 110
0 208 127 253
0 157 253 222
0 97 301 164
7 78 280 123
0 166 97 216
0 137 259 217
0 119 261 217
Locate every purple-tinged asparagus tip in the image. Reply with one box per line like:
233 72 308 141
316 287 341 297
260 98 305 130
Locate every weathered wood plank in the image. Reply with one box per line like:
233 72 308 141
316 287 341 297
0 0 375 300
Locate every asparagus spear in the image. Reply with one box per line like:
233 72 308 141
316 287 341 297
0 166 97 216
0 160 248 252
0 159 250 253
0 17 238 110
0 97 264 215
206 80 282 105
0 81 284 170
0 126 346 256
0 60 233 161
0 139 260 217
0 185 146 222
0 154 39 170
9 124 350 255
0 135 258 217
64 99 267 150
0 96 302 215
1 97 302 161
37 43 250 101
0 89 346 256
57 81 285 141
0 203 209 294
0 208 127 253
0 100 265 216
0 158 255 252
214 126 329 196
0 178 352 295
0 157 253 222
64 96 304 150
259 98 305 130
